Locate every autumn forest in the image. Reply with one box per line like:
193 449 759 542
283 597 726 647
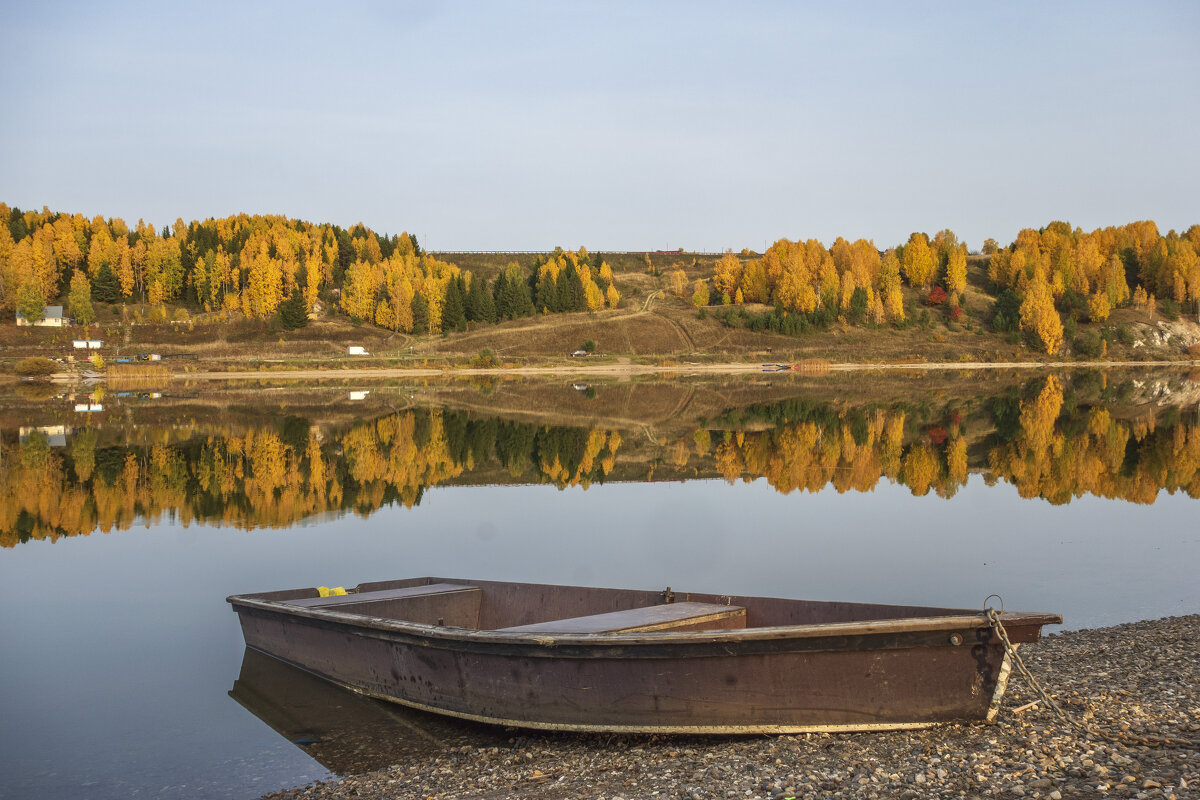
0 204 619 336
2 204 1198 355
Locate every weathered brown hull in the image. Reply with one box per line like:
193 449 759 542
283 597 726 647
229 578 1058 734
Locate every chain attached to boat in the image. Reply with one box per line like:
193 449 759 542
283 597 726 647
986 608 1199 750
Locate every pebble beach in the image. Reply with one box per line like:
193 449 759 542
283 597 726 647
261 615 1200 800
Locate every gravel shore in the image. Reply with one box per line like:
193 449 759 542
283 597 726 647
261 615 1199 800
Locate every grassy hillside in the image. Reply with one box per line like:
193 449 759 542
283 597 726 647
2 250 1198 377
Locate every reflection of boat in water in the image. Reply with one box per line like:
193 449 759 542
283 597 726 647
229 647 504 775
229 577 1060 734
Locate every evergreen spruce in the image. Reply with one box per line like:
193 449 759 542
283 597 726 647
7 206 29 241
537 269 558 312
378 233 396 259
492 271 511 320
569 266 586 310
411 291 429 334
497 270 534 319
847 287 869 325
554 268 571 311
465 274 496 323
557 264 586 311
442 276 467 332
334 228 353 281
514 273 534 317
92 262 120 303
278 288 309 330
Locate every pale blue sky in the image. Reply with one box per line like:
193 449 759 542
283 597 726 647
2 1 1197 251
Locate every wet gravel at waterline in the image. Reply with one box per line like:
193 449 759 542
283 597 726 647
261 615 1200 800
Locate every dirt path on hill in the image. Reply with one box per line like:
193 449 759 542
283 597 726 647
656 310 697 351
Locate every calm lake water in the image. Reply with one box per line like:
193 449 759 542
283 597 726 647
1 371 1198 800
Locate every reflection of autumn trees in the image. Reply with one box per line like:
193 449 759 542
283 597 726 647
987 376 1200 504
0 411 622 547
697 385 1200 503
708 405 962 497
4 382 1199 548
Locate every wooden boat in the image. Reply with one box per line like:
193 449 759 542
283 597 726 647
227 577 1060 734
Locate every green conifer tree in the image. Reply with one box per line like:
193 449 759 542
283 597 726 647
537 269 558 312
92 262 120 303
492 271 511 320
442 276 467 333
465 273 496 323
411 291 429 334
511 272 534 317
278 287 309 330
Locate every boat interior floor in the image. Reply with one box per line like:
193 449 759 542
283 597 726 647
273 579 986 634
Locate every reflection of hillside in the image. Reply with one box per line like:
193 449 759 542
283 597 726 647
2 373 1198 547
0 370 1050 445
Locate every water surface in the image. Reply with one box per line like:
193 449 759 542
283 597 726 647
1 371 1197 799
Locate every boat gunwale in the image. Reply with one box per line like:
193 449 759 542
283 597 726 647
227 593 1061 650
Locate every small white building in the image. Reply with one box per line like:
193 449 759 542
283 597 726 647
17 305 65 327
348 346 369 356
73 340 103 350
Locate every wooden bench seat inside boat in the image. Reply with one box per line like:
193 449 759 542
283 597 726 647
498 601 747 634
283 582 482 627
